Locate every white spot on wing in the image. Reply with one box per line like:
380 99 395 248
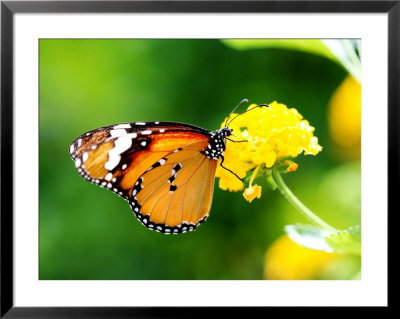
141 130 152 135
104 156 120 171
105 172 113 181
104 135 133 171
75 158 81 168
82 152 89 162
126 133 137 139
114 124 131 129
135 122 146 125
110 129 126 138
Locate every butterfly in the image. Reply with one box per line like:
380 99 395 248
69 99 267 234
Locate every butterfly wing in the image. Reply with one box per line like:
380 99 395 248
131 140 218 233
70 122 217 233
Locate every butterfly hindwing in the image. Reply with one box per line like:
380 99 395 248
131 140 219 234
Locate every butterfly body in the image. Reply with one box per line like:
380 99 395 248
69 121 232 234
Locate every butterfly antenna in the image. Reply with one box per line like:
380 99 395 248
224 99 249 127
226 104 269 127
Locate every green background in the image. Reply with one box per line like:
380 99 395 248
39 39 360 280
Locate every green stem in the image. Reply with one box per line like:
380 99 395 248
271 168 337 233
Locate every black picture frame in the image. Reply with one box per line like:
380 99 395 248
1 1 395 317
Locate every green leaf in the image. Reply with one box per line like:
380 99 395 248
284 224 335 252
321 40 361 82
325 225 361 256
221 39 338 62
285 224 361 255
221 39 361 82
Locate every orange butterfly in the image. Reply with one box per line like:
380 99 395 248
69 100 267 234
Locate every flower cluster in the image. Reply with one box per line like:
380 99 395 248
216 101 322 201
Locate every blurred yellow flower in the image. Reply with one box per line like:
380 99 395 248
264 235 338 280
328 75 361 159
216 101 322 193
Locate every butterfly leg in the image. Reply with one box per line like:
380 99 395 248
226 137 248 143
219 155 243 182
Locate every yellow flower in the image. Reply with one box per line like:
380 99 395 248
216 101 322 194
286 162 298 172
264 235 338 280
328 75 361 160
243 165 262 202
243 184 262 202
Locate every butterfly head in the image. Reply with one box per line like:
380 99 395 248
220 126 233 138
